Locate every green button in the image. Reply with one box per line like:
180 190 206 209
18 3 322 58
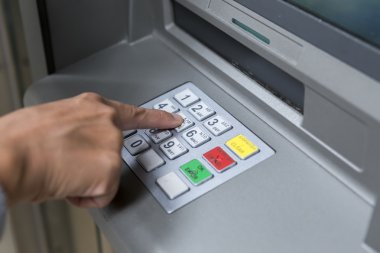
180 159 213 185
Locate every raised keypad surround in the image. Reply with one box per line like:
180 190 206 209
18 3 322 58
121 82 275 213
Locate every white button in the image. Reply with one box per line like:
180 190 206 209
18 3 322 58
174 88 200 107
175 112 195 133
124 135 150 156
182 127 211 148
145 129 173 144
136 149 165 172
157 172 189 200
153 99 179 113
188 102 215 121
160 137 188 160
203 115 233 136
122 129 137 138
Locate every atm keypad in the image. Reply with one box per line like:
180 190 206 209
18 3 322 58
121 82 275 213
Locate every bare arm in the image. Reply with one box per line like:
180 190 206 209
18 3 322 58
0 92 183 208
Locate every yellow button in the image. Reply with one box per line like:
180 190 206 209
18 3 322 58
226 134 259 160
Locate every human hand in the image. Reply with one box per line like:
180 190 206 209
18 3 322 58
0 93 183 208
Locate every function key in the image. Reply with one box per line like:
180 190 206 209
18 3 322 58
153 99 179 113
136 149 165 172
182 127 211 148
225 134 259 160
203 115 233 136
160 137 188 160
174 88 200 107
175 112 195 133
180 159 213 186
122 129 137 138
145 129 172 144
157 172 189 200
203 147 236 173
124 135 150 156
188 102 216 121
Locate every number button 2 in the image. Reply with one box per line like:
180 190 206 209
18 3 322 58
124 135 150 155
188 102 216 121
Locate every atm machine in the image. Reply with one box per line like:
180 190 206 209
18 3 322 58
20 0 380 252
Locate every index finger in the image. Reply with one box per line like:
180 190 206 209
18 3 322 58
105 99 184 130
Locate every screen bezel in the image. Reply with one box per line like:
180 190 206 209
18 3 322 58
235 0 380 82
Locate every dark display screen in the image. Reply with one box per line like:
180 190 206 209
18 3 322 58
286 0 380 49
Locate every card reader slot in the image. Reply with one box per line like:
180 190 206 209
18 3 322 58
173 2 305 113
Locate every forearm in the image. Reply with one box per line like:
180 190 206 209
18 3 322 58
0 142 23 206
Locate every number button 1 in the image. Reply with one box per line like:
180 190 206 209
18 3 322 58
153 99 179 113
174 88 200 107
160 137 188 160
203 115 233 136
188 102 216 121
124 134 150 156
182 127 211 148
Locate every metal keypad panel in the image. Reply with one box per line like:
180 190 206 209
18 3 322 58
121 82 275 213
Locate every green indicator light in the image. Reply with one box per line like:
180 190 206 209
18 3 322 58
180 159 213 186
232 18 270 45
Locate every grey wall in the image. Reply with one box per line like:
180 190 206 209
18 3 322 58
44 0 129 70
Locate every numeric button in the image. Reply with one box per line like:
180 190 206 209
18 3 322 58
124 135 150 156
153 99 179 113
145 129 172 144
122 129 137 138
160 137 188 160
174 88 200 107
188 102 215 121
175 112 195 133
182 127 211 148
204 115 232 136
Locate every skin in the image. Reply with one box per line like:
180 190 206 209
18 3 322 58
0 92 183 208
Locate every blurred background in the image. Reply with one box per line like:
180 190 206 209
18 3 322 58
0 1 114 252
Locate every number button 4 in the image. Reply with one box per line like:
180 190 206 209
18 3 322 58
174 88 200 107
124 134 150 156
153 99 179 113
160 137 188 160
188 102 216 121
204 115 233 136
182 127 211 148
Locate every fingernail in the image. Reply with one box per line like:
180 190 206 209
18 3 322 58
172 113 183 122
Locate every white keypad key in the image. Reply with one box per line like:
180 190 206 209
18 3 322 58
174 88 200 107
153 99 179 113
157 172 189 200
188 101 216 121
182 127 211 148
160 137 188 160
136 149 165 172
124 135 150 156
175 112 195 133
203 115 233 136
122 129 137 138
145 129 173 144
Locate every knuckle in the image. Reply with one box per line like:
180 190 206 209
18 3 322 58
77 92 103 102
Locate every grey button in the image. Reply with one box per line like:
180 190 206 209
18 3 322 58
137 149 165 172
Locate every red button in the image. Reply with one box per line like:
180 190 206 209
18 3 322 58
203 147 236 173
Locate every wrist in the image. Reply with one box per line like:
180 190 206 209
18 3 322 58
0 141 24 206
